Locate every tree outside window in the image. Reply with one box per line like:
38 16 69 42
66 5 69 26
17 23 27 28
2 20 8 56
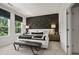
15 20 21 33
0 16 8 36
15 15 22 33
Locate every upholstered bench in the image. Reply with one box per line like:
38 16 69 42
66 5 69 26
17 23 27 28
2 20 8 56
13 40 42 55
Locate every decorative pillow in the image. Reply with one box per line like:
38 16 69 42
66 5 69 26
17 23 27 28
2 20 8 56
19 35 32 39
32 36 46 40
31 32 43 34
43 36 46 40
33 35 42 38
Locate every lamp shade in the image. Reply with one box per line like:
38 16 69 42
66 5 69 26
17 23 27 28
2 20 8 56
51 24 56 28
26 25 29 29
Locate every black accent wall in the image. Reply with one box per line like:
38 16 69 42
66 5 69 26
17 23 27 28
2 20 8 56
26 14 59 32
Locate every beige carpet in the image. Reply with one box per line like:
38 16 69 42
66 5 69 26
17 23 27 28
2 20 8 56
0 41 65 55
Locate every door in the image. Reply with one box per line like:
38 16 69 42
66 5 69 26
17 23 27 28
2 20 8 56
72 7 79 53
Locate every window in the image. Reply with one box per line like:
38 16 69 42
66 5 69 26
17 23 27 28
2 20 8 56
15 15 22 33
15 20 21 33
0 8 10 36
0 16 8 36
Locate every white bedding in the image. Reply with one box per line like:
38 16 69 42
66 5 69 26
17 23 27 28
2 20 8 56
18 29 49 48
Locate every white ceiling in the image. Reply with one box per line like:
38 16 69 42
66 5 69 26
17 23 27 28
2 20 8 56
2 3 71 17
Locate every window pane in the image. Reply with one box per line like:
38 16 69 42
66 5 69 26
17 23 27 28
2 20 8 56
15 20 21 33
0 16 8 36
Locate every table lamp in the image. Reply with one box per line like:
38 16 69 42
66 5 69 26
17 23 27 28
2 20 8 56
51 24 56 34
26 25 29 33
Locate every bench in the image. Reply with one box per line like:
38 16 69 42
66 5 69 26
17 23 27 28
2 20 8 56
13 40 42 55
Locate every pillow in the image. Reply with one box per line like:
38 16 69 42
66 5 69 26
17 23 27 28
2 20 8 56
19 35 32 39
43 36 46 40
32 35 46 40
31 32 43 34
33 35 42 38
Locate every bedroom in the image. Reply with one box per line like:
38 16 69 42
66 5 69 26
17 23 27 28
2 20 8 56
0 3 71 55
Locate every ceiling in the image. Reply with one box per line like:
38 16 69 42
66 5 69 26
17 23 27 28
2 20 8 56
1 3 71 17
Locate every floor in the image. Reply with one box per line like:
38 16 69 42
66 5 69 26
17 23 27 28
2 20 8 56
0 41 65 55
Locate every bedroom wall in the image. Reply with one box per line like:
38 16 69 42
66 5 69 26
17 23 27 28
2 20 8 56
59 8 67 53
0 4 26 47
26 14 59 32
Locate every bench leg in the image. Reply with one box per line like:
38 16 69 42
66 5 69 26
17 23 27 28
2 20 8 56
19 44 23 48
30 47 40 55
13 43 16 50
13 43 19 51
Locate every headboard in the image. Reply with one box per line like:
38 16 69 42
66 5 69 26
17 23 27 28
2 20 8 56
26 14 59 32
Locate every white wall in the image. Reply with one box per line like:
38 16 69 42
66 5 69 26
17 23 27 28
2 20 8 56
0 4 26 47
59 8 67 53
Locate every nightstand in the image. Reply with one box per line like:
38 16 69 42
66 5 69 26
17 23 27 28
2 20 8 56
48 33 60 41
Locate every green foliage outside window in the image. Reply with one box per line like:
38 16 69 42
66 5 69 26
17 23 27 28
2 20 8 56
15 20 21 33
0 16 8 36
